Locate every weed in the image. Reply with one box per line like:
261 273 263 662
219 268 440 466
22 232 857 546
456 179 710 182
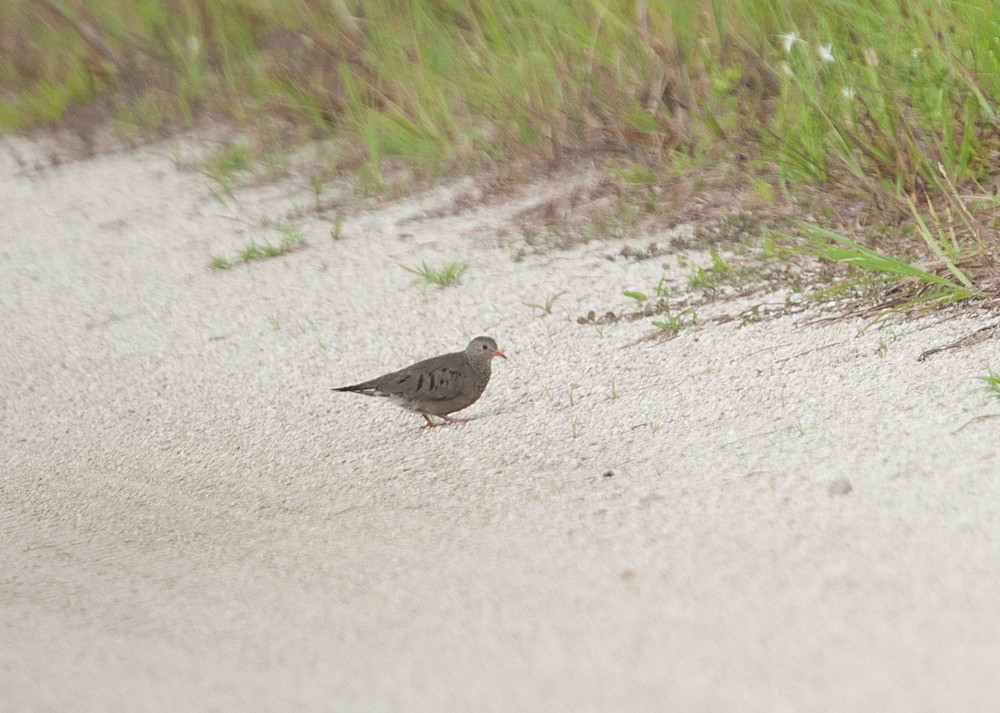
610 375 618 400
740 305 762 326
209 220 305 270
612 163 657 184
978 365 1000 400
652 308 699 334
875 332 901 358
624 278 671 307
240 241 266 261
801 224 977 309
260 151 290 180
199 144 251 197
402 260 468 287
687 251 753 293
331 213 344 240
525 291 565 316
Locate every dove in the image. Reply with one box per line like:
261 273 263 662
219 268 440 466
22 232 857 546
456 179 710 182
333 336 506 427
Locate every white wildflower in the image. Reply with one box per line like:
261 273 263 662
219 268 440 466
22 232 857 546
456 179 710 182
779 32 804 54
817 44 834 63
840 86 856 101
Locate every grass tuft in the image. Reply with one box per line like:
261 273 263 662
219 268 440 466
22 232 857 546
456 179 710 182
978 365 1000 400
525 291 564 316
209 220 305 270
401 260 468 287
652 307 699 334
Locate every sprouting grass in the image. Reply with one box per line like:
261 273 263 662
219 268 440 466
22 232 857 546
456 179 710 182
652 308 699 334
209 221 305 270
624 277 670 304
198 143 251 196
978 365 1000 400
874 332 901 358
401 260 468 287
687 251 755 293
331 212 344 240
525 291 564 316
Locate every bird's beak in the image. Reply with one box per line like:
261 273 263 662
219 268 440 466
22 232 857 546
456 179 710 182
494 349 507 359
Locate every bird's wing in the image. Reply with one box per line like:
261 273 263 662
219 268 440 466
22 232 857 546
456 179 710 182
374 356 466 403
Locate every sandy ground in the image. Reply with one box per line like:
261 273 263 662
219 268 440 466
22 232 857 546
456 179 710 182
3 132 1000 712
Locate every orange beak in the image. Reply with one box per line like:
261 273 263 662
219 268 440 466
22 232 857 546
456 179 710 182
494 348 507 359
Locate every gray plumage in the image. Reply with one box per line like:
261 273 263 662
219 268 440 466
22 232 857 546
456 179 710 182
333 336 506 427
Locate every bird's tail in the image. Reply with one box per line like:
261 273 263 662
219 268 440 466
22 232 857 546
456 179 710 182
332 380 377 394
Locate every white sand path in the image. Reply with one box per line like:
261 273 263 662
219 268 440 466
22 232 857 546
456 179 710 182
3 134 1000 712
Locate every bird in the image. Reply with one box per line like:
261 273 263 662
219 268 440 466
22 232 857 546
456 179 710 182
333 336 506 428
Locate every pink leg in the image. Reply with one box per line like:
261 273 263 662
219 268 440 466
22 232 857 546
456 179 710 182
419 414 469 428
440 414 470 425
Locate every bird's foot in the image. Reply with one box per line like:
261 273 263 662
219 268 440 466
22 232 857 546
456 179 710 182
441 415 470 426
420 414 469 428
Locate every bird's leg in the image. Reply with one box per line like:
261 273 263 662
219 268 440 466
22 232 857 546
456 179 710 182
440 414 471 426
420 414 470 428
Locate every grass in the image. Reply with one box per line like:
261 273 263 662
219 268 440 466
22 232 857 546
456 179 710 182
197 142 295 200
5 1 1000 321
8 1 996 181
978 365 1000 400
331 212 344 241
652 307 699 334
686 251 756 294
525 291 564 316
198 143 252 198
401 260 468 287
800 223 979 314
210 220 305 269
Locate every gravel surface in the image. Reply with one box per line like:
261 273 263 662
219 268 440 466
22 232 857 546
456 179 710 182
4 134 1000 712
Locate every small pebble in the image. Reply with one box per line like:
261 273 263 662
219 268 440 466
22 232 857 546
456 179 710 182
828 478 853 496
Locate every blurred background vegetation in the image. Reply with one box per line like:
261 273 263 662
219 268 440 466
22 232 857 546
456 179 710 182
3 0 999 307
